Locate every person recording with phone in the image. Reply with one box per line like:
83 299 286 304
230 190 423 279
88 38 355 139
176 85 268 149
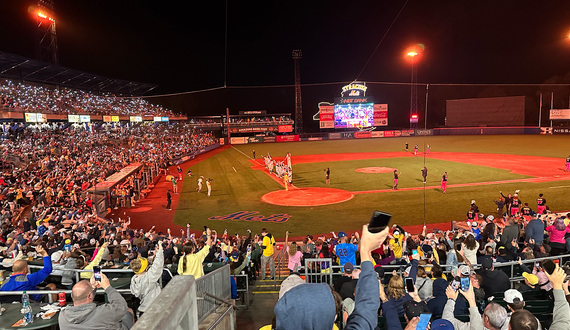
272 218 390 329
59 272 134 330
443 277 508 330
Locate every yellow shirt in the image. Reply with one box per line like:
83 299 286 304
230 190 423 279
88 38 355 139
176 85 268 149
389 234 404 258
262 235 276 257
81 246 105 279
177 245 210 279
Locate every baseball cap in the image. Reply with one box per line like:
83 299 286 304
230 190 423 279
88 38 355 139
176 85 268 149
343 262 354 274
482 258 493 270
522 272 539 285
487 215 495 221
504 289 524 304
374 266 385 279
338 231 347 238
403 300 430 319
471 200 476 204
431 319 455 329
459 265 472 277
230 251 240 262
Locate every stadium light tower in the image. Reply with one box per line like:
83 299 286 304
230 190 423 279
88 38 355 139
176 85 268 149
33 0 59 64
406 44 423 129
292 49 303 135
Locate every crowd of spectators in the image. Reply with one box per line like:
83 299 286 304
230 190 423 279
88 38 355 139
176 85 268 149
0 79 174 116
265 191 570 329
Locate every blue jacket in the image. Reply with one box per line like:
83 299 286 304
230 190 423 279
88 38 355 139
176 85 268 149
1 256 53 301
345 261 381 330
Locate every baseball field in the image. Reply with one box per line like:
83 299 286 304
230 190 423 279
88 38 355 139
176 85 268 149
171 135 570 238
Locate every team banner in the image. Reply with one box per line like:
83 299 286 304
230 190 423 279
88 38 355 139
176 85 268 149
373 104 388 126
550 109 570 120
319 105 334 129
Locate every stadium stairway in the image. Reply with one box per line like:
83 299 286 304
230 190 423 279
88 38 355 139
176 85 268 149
236 253 289 330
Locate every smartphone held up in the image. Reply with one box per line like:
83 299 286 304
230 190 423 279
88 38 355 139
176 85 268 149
93 266 102 282
368 211 391 233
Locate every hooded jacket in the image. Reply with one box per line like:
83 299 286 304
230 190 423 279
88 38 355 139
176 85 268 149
427 278 466 317
58 286 129 330
130 249 164 313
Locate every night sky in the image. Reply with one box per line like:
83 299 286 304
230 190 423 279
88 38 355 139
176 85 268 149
1 1 570 130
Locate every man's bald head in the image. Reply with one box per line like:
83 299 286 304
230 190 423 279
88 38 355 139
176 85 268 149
12 260 28 274
71 280 94 305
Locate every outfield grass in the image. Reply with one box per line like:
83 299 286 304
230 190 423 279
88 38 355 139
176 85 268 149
173 135 570 237
293 158 531 190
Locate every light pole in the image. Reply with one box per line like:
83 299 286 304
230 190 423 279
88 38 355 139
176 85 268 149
407 49 419 129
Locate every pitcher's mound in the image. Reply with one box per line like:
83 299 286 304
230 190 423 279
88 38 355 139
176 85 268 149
355 167 396 173
262 187 354 206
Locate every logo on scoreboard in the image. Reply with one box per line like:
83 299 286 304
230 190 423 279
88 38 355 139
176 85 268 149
341 82 367 97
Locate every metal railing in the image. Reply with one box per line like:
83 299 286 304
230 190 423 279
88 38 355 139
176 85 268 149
233 274 249 309
132 275 199 330
301 253 570 287
195 265 231 322
0 288 132 303
304 258 334 285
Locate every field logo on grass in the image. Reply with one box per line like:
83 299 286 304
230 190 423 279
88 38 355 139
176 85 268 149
208 211 290 223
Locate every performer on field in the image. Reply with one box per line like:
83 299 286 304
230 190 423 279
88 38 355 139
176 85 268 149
393 170 401 190
421 167 428 184
441 172 447 193
324 168 330 185
414 144 418 156
566 155 570 171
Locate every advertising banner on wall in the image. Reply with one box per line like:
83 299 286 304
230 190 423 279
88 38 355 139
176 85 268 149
248 136 264 143
278 125 293 133
371 131 385 138
415 129 434 136
373 104 388 126
341 132 354 139
263 136 276 143
354 131 372 139
552 128 570 134
400 129 415 137
68 115 80 122
276 135 299 142
328 132 342 139
550 109 570 120
230 137 247 144
319 105 334 129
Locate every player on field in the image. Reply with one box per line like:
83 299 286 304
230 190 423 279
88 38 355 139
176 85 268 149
536 193 547 215
421 166 428 183
324 168 330 185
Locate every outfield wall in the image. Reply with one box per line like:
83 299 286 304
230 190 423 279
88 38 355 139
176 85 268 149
231 126 544 144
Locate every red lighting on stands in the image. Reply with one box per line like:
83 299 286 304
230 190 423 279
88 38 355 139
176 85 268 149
411 114 418 119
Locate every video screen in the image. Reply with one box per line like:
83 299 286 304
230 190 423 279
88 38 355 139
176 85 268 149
334 103 374 128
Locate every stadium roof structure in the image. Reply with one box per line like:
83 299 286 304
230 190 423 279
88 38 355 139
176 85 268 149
0 51 157 95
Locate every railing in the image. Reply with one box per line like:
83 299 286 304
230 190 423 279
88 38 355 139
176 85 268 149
302 253 570 287
195 264 232 322
234 273 249 309
0 288 132 303
132 275 199 330
304 258 334 285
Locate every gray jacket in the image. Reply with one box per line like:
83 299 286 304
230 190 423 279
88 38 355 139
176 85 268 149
442 298 487 330
550 289 570 330
61 257 78 286
130 249 164 312
58 286 129 330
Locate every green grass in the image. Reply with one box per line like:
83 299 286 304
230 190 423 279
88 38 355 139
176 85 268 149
293 158 531 190
172 135 570 237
